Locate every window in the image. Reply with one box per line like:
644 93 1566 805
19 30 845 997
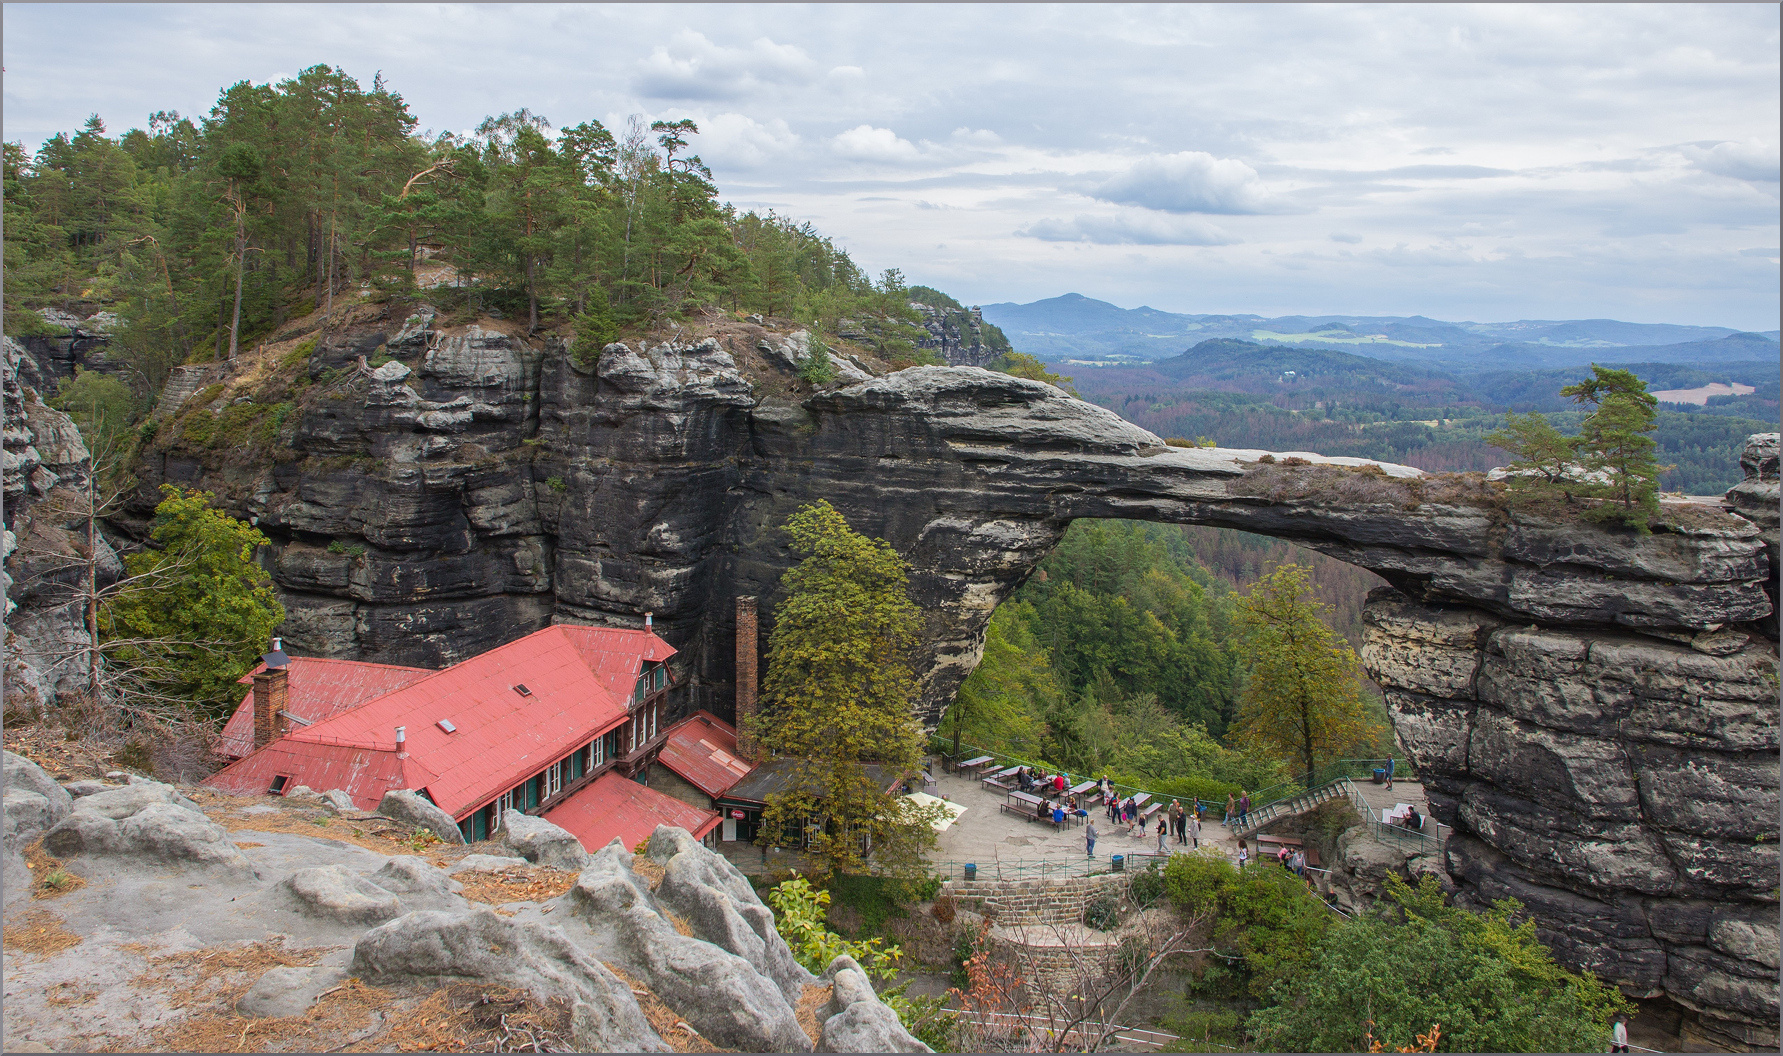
497 790 515 817
593 736 605 767
570 747 585 779
545 763 563 799
269 775 289 795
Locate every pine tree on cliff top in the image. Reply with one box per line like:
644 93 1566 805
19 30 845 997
1562 364 1668 528
748 500 942 879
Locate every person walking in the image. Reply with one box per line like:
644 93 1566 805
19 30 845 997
1385 754 1395 791
1155 816 1168 854
1237 791 1251 829
1189 811 1200 849
1224 792 1235 827
1085 819 1098 858
1237 840 1249 869
1610 1014 1629 1053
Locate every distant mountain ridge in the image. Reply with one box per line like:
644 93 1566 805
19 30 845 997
980 293 1781 372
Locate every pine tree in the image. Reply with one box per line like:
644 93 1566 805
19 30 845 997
749 501 941 878
1562 365 1667 528
1485 410 1578 495
1230 564 1378 785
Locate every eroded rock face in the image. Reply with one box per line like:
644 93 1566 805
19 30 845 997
42 797 257 880
376 790 465 845
1364 587 1779 1046
819 954 932 1053
500 809 590 871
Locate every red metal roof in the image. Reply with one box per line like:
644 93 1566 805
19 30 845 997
656 711 753 797
543 771 720 853
202 739 436 810
202 624 675 819
218 658 433 759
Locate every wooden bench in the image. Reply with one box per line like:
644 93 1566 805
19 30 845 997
1256 834 1302 848
1001 791 1045 822
982 765 1021 792
1138 802 1164 824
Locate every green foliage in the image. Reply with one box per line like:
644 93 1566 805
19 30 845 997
1083 890 1121 930
546 476 567 492
1247 876 1632 1053
1129 861 1166 907
994 350 1075 392
569 300 618 371
1231 564 1381 782
798 335 838 385
103 485 284 718
751 501 941 878
326 539 366 557
50 370 142 450
1563 365 1665 527
1163 848 1238 916
1485 410 1578 492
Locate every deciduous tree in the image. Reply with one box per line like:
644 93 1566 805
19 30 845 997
749 501 941 878
1230 563 1379 783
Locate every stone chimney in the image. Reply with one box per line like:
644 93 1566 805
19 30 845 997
735 596 758 760
252 665 289 750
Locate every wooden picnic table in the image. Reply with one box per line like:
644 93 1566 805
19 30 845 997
992 765 1022 778
1067 780 1097 797
1129 791 1152 809
1001 790 1045 822
959 755 994 772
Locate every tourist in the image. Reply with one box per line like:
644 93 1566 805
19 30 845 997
1237 840 1249 868
1054 772 1066 795
1277 845 1290 868
1237 791 1251 828
1106 791 1119 823
1294 849 1306 876
1085 819 1098 858
1126 800 1140 837
1610 1015 1628 1053
1156 816 1168 854
1189 811 1200 849
1224 792 1235 827
1053 802 1066 826
1406 805 1422 831
1385 754 1395 791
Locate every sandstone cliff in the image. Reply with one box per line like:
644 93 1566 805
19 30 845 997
10 300 1779 1041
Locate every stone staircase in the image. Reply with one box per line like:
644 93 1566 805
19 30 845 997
1231 779 1350 840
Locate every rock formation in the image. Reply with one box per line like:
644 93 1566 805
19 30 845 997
22 303 1780 1038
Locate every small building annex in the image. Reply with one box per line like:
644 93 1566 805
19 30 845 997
204 623 720 850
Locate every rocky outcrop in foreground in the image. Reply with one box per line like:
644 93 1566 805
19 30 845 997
3 750 925 1052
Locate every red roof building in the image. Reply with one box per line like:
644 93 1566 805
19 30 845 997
543 771 720 852
204 624 684 844
655 711 753 798
217 658 432 759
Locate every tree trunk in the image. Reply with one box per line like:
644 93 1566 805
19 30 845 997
228 207 246 359
85 470 101 702
526 256 539 333
324 212 337 317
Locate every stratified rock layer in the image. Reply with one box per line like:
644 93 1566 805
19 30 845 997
99 307 1782 1036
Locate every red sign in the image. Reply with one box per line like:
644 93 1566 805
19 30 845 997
730 809 746 820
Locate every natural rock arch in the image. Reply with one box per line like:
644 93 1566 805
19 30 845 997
87 323 1783 1045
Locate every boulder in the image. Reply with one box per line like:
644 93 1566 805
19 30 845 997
352 907 668 1052
70 782 200 820
278 864 403 926
236 965 350 1018
500 809 590 870
649 825 816 1004
818 954 932 1053
63 780 116 799
448 853 531 875
42 802 256 878
367 856 468 912
2 751 72 823
376 789 465 845
322 789 358 812
4 790 55 852
4 848 31 905
561 841 811 1052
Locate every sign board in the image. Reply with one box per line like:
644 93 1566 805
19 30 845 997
730 809 746 820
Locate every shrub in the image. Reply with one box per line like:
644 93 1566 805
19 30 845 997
798 338 838 385
326 540 367 558
1083 891 1120 931
570 302 618 372
1163 848 1236 915
931 895 956 924
281 338 318 371
1129 862 1165 907
546 476 567 492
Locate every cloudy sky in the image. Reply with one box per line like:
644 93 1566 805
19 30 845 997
5 3 1778 329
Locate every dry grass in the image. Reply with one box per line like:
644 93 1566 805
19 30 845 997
131 936 332 1012
2 722 121 782
1230 461 1504 511
603 962 732 1053
631 852 667 889
22 839 88 899
191 790 435 856
454 867 579 907
137 975 398 1054
796 983 833 1048
2 908 83 956
348 982 571 1053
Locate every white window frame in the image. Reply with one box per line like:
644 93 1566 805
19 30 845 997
545 763 563 799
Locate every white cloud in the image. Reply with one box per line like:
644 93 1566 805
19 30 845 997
1686 140 1780 183
1018 211 1235 246
830 124 923 163
1330 232 1363 244
634 31 819 100
1092 151 1275 214
698 113 801 169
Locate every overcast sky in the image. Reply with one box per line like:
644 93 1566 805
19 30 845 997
5 3 1778 329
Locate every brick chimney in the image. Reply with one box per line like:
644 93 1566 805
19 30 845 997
735 596 758 761
253 637 291 750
